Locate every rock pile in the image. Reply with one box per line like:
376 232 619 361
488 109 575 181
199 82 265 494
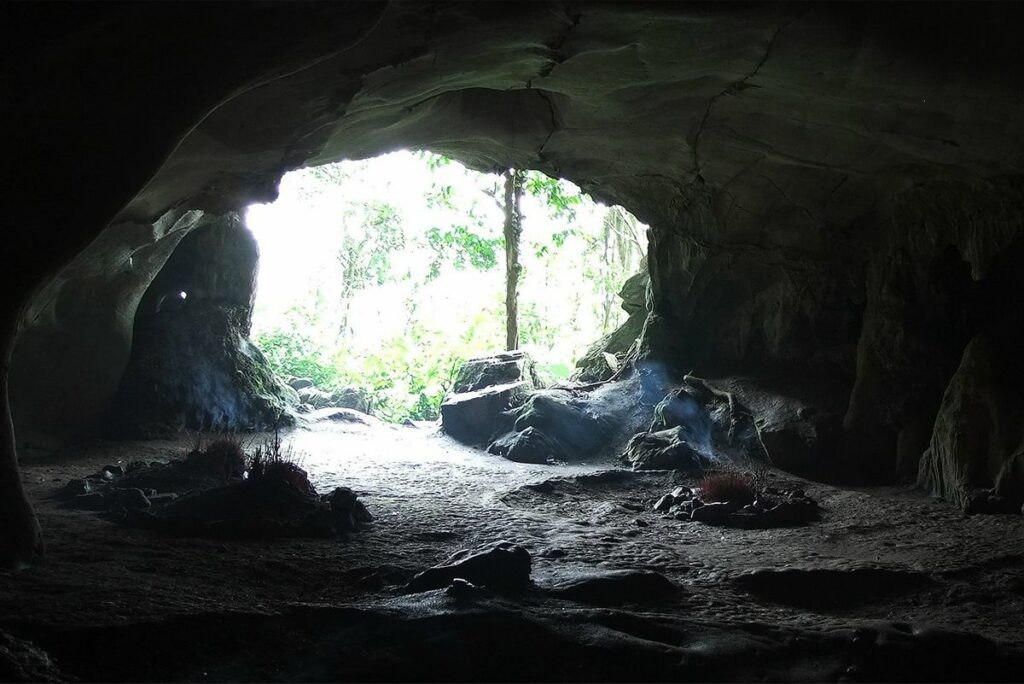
57 440 372 539
653 482 819 528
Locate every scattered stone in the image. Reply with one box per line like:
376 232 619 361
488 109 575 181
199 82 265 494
548 569 680 606
691 501 739 524
58 478 92 498
653 494 675 512
306 407 375 425
405 541 532 594
147 492 178 506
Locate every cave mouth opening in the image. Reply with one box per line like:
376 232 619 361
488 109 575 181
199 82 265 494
245 149 648 425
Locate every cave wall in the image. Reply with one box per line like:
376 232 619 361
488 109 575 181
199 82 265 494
3 2 1024 513
106 213 295 436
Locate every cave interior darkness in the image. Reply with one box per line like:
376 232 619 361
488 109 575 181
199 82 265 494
2 2 1024 682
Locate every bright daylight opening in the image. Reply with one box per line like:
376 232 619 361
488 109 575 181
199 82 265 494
244 150 647 423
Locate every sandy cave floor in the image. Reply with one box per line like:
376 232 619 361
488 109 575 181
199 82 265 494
3 421 1024 681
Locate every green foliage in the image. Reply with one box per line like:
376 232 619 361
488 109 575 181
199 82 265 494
255 328 337 387
425 225 501 279
524 171 582 221
251 150 647 425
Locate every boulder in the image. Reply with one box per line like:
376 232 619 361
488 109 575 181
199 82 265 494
289 377 314 391
441 381 530 445
405 541 532 594
453 351 539 394
58 478 92 498
487 426 562 464
486 389 616 462
621 427 711 472
326 486 373 532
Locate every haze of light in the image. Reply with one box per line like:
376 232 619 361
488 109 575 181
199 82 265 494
244 150 646 385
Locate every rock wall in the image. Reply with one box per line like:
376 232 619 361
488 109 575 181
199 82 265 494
2 2 1023 514
106 214 294 436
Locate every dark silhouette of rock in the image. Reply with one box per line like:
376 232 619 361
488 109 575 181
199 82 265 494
548 569 680 606
405 541 532 593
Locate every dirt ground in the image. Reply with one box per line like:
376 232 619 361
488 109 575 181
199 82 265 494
2 421 1024 681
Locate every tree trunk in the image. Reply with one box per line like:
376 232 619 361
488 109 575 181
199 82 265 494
0 305 44 568
503 169 524 351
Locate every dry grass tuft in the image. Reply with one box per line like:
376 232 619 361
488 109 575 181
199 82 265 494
698 470 756 505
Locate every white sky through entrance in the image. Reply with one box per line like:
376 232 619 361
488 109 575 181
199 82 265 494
244 150 647 381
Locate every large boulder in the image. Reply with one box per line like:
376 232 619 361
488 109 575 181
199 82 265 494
453 351 539 394
488 389 615 463
441 382 530 445
441 352 539 445
621 426 711 472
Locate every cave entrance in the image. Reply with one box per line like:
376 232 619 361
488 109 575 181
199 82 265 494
245 150 648 424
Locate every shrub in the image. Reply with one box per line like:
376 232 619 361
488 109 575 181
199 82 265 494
698 470 756 505
185 434 247 479
246 429 316 497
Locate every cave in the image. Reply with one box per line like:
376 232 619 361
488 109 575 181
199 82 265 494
2 2 1024 682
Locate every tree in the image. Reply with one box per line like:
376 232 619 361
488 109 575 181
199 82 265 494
502 169 525 350
336 201 404 339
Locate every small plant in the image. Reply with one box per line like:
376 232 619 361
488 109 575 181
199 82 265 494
246 425 315 496
204 437 247 479
698 470 756 505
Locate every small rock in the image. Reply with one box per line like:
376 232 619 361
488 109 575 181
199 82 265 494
690 501 738 524
147 492 178 505
100 470 116 482
108 488 151 512
653 494 675 512
634 518 648 527
59 479 91 498
289 377 314 391
445 577 485 599
671 486 692 500
102 464 124 477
